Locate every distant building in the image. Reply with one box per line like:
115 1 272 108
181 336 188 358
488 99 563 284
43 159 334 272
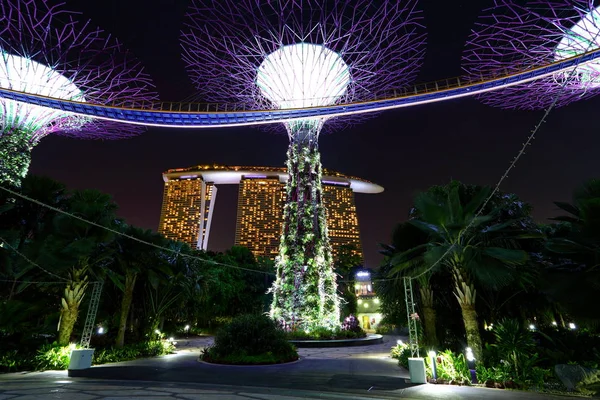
355 269 382 332
158 164 383 261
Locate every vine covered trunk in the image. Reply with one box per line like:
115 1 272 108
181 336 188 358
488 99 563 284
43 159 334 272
269 120 340 330
0 130 34 187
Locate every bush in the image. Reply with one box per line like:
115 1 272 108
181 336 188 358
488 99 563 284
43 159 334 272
390 342 411 369
35 343 79 371
286 318 367 341
432 350 471 384
93 340 175 365
375 323 395 334
479 319 553 389
341 315 362 333
535 327 600 369
0 349 35 372
202 314 298 365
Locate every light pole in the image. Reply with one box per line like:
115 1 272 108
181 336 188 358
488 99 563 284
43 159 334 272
466 347 477 384
428 351 437 382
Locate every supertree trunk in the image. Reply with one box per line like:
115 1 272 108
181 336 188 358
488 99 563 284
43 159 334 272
0 130 34 187
270 121 340 331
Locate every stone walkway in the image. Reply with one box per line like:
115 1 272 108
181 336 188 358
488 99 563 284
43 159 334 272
0 335 580 399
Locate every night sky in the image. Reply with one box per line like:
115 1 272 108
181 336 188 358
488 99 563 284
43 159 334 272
29 0 600 268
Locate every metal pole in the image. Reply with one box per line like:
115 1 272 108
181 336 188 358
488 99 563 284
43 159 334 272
404 277 419 357
80 281 104 349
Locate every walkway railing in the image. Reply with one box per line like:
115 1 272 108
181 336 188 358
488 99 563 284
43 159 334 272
0 48 599 128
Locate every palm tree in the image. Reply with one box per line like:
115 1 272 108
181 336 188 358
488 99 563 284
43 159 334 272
109 225 166 348
544 179 600 323
382 222 439 347
39 189 118 345
392 184 530 361
0 175 67 300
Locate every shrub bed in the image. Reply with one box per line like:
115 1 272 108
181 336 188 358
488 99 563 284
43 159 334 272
286 315 367 340
0 340 175 373
201 314 298 365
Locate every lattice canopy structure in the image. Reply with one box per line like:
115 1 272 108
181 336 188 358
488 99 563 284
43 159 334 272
0 0 157 186
182 0 426 330
463 0 600 110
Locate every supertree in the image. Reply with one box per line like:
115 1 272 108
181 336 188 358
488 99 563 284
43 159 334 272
0 0 157 187
181 0 426 330
463 0 600 110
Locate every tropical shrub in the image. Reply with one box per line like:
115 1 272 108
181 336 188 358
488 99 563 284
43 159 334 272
92 340 174 365
390 342 411 368
479 320 552 389
35 343 79 371
286 326 366 340
375 323 395 334
535 327 600 369
201 314 298 365
431 350 471 384
0 349 35 372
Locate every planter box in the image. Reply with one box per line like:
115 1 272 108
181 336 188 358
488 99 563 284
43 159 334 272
408 357 427 384
68 348 95 375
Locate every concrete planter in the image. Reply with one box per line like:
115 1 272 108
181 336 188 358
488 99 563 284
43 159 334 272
68 349 95 377
408 357 427 384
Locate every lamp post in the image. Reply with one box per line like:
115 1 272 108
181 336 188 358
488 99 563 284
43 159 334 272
466 347 477 384
428 351 437 382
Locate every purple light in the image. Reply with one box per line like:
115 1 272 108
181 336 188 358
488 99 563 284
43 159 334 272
181 0 426 131
243 175 268 179
0 0 157 186
180 0 426 329
463 0 600 110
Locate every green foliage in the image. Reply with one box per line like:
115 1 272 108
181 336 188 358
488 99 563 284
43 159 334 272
390 342 412 369
578 369 600 396
270 140 340 330
543 179 600 323
375 324 395 334
0 349 35 372
479 320 552 389
535 327 600 369
93 340 174 365
286 326 366 340
492 319 535 377
431 350 471 384
202 314 298 365
35 343 79 371
194 247 272 329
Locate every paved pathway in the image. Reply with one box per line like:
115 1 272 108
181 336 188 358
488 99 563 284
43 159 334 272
0 335 581 399
63 335 410 392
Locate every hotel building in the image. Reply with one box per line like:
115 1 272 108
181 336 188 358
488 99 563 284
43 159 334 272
158 165 383 261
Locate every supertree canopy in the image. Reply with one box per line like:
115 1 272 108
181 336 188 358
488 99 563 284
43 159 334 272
463 0 600 110
0 0 157 187
182 0 426 330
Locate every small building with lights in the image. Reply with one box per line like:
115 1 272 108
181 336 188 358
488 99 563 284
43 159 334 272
355 269 381 332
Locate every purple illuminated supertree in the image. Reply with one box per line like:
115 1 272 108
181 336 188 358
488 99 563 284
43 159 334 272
181 0 426 330
463 0 600 110
0 0 157 187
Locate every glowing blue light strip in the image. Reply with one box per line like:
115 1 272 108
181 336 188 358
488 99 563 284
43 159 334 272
0 49 599 129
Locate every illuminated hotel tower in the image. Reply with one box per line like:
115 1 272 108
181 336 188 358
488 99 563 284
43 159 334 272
158 165 383 260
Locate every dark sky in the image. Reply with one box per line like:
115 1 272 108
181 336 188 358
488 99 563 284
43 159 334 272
29 0 600 268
